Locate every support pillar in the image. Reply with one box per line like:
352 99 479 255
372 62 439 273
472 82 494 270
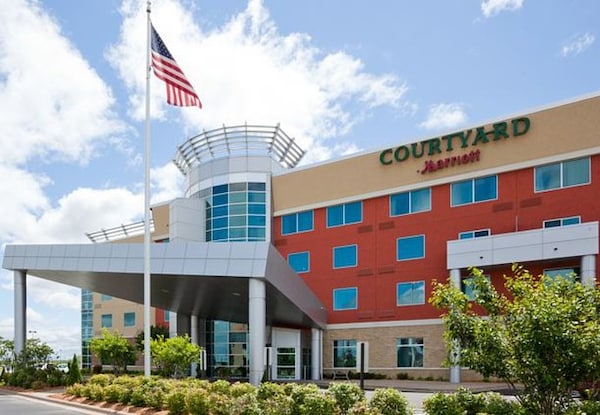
14 270 26 355
169 311 177 338
581 254 596 287
190 315 198 378
311 328 321 380
249 278 266 386
449 268 461 384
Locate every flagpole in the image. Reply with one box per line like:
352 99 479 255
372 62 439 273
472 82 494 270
143 0 152 378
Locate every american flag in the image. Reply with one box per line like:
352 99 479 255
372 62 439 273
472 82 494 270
150 24 202 108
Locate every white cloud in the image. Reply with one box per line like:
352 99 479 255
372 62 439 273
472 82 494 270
481 0 524 18
561 33 595 57
107 0 408 163
419 103 469 131
0 0 125 166
151 163 184 204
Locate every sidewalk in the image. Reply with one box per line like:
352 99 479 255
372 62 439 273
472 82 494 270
309 378 516 394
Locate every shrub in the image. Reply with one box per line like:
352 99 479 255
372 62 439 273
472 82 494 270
368 388 412 415
88 373 114 387
166 389 187 415
230 381 256 398
299 393 338 415
208 392 233 415
210 379 231 395
423 392 463 415
288 383 321 415
327 382 365 414
230 392 260 415
87 383 105 402
256 382 286 401
185 388 210 415
102 383 125 403
65 383 86 397
455 387 487 414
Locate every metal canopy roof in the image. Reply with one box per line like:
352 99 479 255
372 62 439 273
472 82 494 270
173 124 306 174
3 242 326 329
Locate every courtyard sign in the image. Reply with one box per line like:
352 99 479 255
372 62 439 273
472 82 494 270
379 117 531 172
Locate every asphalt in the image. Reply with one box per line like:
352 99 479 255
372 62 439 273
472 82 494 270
1 379 518 414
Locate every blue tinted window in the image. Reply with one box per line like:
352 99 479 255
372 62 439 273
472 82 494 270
101 294 112 301
327 202 362 227
248 215 265 226
248 182 265 191
327 205 344 227
281 210 313 235
248 204 265 214
544 216 581 228
333 287 357 310
390 188 430 216
397 235 425 261
297 211 313 232
536 157 589 191
101 314 112 328
213 184 228 194
459 229 490 239
396 281 425 306
333 245 358 268
248 192 265 203
213 194 228 206
474 176 497 202
288 252 310 273
124 312 135 327
452 176 496 206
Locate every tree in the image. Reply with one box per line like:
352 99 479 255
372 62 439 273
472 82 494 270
430 265 600 415
90 329 136 374
135 324 170 351
0 337 13 368
66 353 83 385
13 338 54 369
150 334 201 378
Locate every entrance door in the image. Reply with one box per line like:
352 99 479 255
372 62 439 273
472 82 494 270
276 347 296 379
271 328 301 380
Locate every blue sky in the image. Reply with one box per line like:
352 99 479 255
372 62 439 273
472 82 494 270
0 0 598 358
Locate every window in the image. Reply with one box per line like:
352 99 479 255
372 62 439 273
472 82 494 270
288 251 310 273
451 175 497 206
397 338 424 368
535 157 590 192
281 210 313 235
101 314 112 328
123 312 135 327
396 235 425 261
544 267 580 282
333 287 357 310
390 188 431 216
101 294 112 301
327 201 362 227
459 229 490 239
396 281 425 306
203 182 267 242
333 339 357 368
333 245 358 268
543 216 580 228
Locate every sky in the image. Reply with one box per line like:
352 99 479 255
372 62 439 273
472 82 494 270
0 0 598 359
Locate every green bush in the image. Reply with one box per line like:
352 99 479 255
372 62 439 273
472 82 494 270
65 383 86 397
230 392 260 415
299 392 337 415
88 373 114 387
102 383 125 403
210 379 232 395
423 392 463 415
166 388 188 415
87 383 105 401
256 382 286 401
327 382 365 414
368 388 412 415
185 388 210 415
208 392 233 415
455 387 487 414
230 381 256 398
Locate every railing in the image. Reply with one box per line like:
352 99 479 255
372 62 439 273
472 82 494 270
86 219 154 243
173 124 305 174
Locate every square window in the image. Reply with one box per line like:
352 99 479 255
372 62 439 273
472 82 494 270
411 188 431 213
397 338 424 368
288 252 310 273
397 235 425 261
327 205 344 227
333 339 357 368
451 180 473 206
390 192 409 215
474 176 497 202
124 312 135 327
297 211 314 232
282 211 314 235
333 287 357 310
396 281 425 306
344 201 362 224
563 158 590 187
333 245 358 268
101 314 112 328
452 176 497 206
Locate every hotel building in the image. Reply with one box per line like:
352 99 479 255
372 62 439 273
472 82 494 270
4 92 599 384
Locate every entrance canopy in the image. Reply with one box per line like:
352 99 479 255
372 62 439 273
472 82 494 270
3 241 326 329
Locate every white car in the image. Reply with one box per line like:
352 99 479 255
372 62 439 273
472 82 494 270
56 363 69 373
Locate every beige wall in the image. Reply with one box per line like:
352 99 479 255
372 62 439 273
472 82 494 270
273 94 600 214
93 293 155 339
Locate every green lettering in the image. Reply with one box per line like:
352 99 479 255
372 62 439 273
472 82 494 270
458 130 472 148
411 142 425 159
379 149 393 165
427 138 442 156
472 127 489 146
442 134 457 151
394 146 410 162
512 117 531 136
492 122 509 141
